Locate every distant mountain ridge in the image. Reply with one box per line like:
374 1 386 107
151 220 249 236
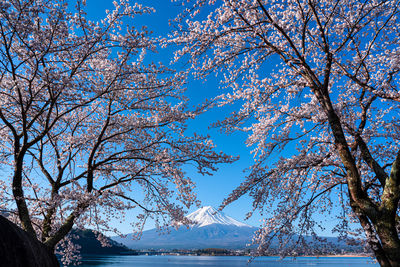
112 206 362 253
113 206 257 249
71 229 135 255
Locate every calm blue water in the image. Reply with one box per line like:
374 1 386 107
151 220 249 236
77 255 378 266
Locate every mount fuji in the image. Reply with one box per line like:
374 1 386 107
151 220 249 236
113 206 257 250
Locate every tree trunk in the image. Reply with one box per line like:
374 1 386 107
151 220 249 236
375 219 400 266
12 158 36 238
352 197 400 266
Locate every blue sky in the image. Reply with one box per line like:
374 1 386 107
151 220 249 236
82 0 265 229
84 0 343 236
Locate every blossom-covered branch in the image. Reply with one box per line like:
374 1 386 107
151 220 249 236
171 0 400 265
0 0 234 264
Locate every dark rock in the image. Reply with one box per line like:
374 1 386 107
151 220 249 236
0 215 59 267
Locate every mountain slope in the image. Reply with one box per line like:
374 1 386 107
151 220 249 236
113 206 257 249
71 229 135 255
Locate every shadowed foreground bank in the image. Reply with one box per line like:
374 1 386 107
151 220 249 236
0 215 59 267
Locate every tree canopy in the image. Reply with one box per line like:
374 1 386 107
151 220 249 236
171 0 400 265
0 0 233 264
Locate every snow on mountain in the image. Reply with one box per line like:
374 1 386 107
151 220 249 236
113 206 257 249
186 206 250 228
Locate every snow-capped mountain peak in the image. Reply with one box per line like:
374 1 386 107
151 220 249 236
112 205 257 249
186 206 250 228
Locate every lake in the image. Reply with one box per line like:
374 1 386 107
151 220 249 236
76 255 378 266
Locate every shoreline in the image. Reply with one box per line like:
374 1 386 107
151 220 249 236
119 253 373 258
312 254 372 258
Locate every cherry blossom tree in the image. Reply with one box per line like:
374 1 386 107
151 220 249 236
0 0 233 263
171 0 400 265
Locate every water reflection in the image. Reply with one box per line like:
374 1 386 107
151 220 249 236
72 255 378 267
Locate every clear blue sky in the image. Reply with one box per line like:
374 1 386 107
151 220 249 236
85 0 342 236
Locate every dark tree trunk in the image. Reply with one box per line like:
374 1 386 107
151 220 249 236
0 215 59 267
353 204 400 267
374 219 400 267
